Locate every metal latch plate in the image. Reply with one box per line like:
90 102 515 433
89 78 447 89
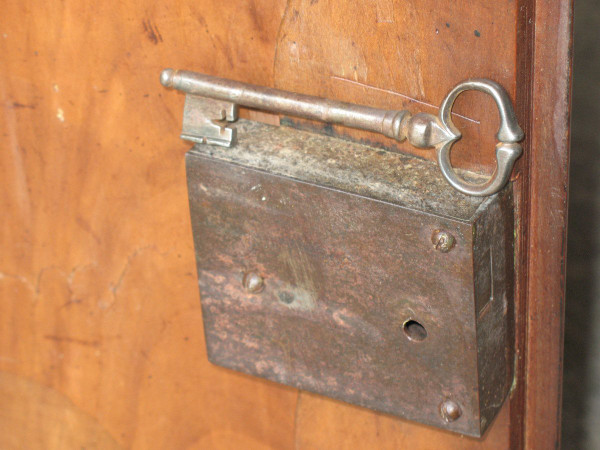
186 120 514 437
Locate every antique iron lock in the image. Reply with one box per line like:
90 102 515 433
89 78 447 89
161 69 521 437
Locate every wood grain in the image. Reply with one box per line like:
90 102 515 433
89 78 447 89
273 0 518 175
504 0 573 448
524 0 573 447
294 392 510 449
0 1 298 448
0 0 571 448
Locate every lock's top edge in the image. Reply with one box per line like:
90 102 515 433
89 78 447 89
187 120 494 222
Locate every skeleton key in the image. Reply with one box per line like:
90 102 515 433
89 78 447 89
160 69 523 196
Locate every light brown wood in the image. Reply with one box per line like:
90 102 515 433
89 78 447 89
0 0 571 448
0 1 297 448
294 393 509 449
272 0 518 175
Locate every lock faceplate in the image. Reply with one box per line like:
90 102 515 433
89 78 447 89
186 120 514 437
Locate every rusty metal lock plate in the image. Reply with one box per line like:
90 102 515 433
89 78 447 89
185 120 514 437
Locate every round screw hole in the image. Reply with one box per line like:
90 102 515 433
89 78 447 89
278 291 294 305
403 319 427 342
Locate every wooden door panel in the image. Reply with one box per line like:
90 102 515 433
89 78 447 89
0 0 571 448
273 0 518 174
295 393 510 449
0 1 296 448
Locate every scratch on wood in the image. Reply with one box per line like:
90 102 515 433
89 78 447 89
330 76 481 124
6 102 36 109
142 19 163 45
109 245 157 297
76 217 101 244
2 87 33 223
35 265 66 295
66 263 97 286
44 335 100 347
59 298 83 309
1 264 98 300
272 0 293 83
2 246 163 314
0 271 35 294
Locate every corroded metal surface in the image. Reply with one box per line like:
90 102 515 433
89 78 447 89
185 121 514 437
192 120 488 220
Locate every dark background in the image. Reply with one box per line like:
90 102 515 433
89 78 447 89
562 0 600 448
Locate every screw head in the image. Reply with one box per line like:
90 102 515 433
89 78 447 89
439 399 462 422
243 272 264 294
432 230 456 253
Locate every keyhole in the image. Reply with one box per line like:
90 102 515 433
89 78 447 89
403 319 428 342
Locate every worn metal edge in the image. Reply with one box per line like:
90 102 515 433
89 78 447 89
186 150 477 225
187 120 491 222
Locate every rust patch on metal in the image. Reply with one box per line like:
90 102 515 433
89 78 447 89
185 121 514 437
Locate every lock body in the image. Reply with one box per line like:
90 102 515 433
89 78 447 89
186 120 514 437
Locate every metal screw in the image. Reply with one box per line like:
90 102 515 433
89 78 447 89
243 272 264 294
439 399 462 422
432 230 456 253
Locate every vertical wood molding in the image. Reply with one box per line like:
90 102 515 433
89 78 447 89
511 0 536 447
524 0 574 447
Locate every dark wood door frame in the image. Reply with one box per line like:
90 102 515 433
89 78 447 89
513 0 573 447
